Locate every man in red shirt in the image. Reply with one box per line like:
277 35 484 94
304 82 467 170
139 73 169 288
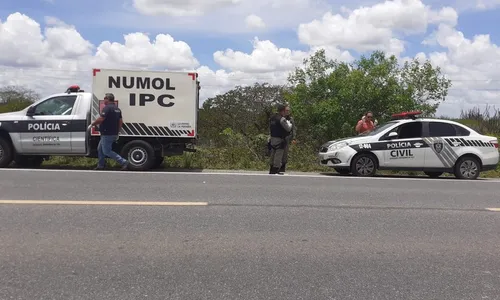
355 111 375 134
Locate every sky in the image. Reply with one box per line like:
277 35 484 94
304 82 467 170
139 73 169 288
1 0 500 117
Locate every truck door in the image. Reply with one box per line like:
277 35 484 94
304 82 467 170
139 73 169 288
380 122 426 168
20 95 78 154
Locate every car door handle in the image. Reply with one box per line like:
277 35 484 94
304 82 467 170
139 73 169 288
61 121 69 126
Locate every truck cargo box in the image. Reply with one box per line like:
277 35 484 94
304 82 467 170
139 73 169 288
91 68 199 138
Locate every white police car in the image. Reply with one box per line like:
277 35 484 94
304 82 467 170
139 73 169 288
318 111 499 179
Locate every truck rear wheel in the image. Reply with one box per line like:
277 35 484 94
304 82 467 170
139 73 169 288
121 140 155 171
0 137 14 168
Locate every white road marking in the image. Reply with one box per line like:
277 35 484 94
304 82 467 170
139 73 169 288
0 200 496 213
485 208 500 212
0 200 208 206
1 168 500 183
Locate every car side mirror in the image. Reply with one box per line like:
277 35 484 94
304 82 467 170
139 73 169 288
26 106 36 117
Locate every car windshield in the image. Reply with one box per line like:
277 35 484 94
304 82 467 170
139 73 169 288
358 121 398 136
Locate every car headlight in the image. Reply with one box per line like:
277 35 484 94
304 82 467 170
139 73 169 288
328 142 348 151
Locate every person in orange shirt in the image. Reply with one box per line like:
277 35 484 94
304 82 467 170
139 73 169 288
355 111 376 134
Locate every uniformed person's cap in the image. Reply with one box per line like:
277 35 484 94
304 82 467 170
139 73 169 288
104 93 115 101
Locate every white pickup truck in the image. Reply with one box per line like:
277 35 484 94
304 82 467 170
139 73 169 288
0 68 200 171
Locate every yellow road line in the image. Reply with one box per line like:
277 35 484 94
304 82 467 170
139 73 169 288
486 208 500 212
0 200 208 206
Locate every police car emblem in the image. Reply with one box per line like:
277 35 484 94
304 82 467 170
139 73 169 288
434 142 443 153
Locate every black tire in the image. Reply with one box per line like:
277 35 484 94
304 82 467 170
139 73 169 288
0 137 14 168
424 171 443 178
454 156 481 180
351 153 377 177
120 140 155 171
334 167 350 175
14 156 44 168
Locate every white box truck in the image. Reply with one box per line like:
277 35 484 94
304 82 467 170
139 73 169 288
0 68 200 170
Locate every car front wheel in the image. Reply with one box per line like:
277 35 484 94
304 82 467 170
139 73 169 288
351 153 377 177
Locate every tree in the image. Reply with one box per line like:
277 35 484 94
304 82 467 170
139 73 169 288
0 85 40 103
399 58 452 116
198 83 289 158
0 85 40 113
285 50 452 146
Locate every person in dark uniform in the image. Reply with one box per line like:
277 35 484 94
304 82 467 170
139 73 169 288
268 104 293 175
91 93 129 170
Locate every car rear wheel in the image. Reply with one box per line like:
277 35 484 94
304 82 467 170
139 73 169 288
351 153 377 177
454 156 481 180
424 171 443 178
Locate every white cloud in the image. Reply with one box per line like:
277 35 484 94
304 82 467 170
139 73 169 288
213 37 310 73
96 0 331 34
94 32 199 69
132 0 241 16
475 0 500 10
0 13 92 67
416 23 500 116
297 0 458 57
245 14 266 30
0 12 199 97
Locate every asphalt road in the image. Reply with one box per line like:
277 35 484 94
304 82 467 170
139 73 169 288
1 169 499 300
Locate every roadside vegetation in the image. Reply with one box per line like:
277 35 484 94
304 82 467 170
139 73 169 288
1 50 499 177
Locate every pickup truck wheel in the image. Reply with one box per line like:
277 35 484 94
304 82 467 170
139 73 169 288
0 137 14 168
14 156 44 168
121 140 155 171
